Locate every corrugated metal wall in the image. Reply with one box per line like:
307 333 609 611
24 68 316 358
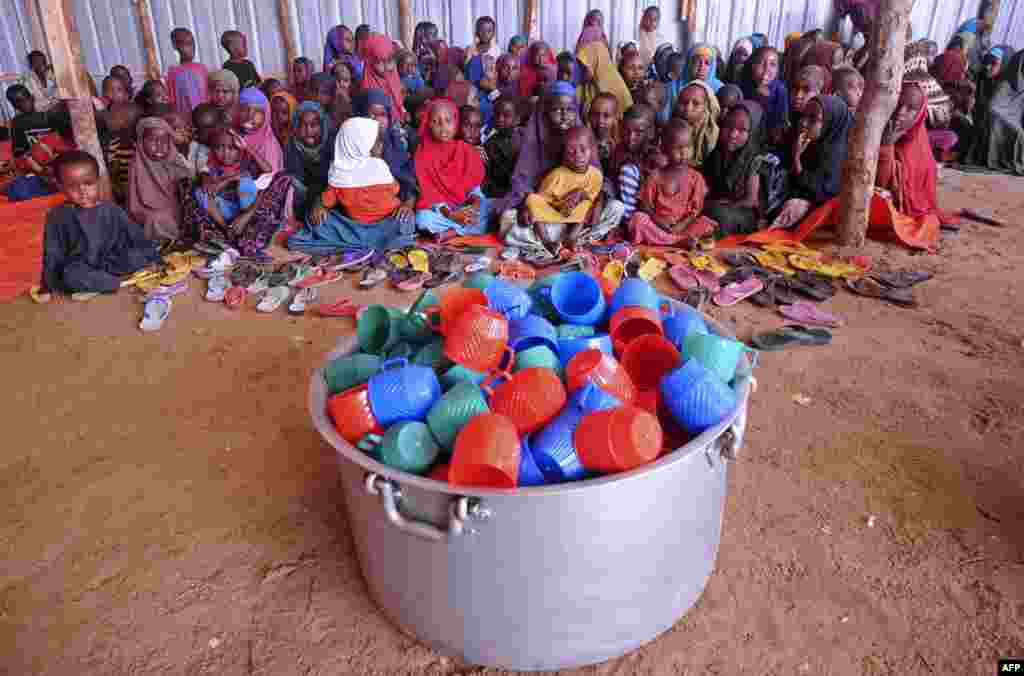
1 0 1022 84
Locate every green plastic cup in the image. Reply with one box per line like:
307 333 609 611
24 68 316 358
441 363 488 390
557 324 596 339
512 345 562 376
412 337 452 372
427 381 491 449
682 331 753 384
363 422 440 474
358 305 404 355
463 272 495 290
386 341 417 360
324 352 383 395
408 289 441 316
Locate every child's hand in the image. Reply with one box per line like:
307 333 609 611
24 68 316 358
560 190 584 216
393 204 414 226
308 204 328 226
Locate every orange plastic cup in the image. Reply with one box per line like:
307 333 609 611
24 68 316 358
450 413 521 488
486 368 567 435
425 287 488 335
620 334 680 390
565 349 636 404
327 384 384 444
609 305 664 356
444 304 513 371
575 406 663 473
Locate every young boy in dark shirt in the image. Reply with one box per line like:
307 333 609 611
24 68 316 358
221 30 261 89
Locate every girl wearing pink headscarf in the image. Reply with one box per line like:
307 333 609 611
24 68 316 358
360 33 408 123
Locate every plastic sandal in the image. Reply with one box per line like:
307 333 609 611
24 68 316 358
425 270 462 288
257 286 290 313
602 260 625 284
396 272 431 292
71 292 100 302
637 257 667 281
205 275 229 302
779 301 845 327
668 265 700 291
871 270 933 288
407 249 431 272
388 252 410 269
224 286 247 309
296 269 344 289
465 257 492 273
329 249 374 271
30 286 51 304
317 298 363 318
845 278 917 307
359 268 388 288
712 276 765 307
139 297 171 332
750 324 833 351
289 287 317 315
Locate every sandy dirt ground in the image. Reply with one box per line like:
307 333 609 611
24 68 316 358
1 172 1023 676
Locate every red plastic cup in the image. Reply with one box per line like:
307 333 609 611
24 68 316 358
450 413 521 488
327 384 384 444
486 368 567 435
565 349 636 404
425 287 488 335
575 406 663 473
620 334 680 390
634 387 660 416
444 304 513 371
609 305 664 356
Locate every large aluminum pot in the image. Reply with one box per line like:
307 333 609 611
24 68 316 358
309 302 752 671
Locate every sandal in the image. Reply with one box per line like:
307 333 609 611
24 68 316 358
257 286 290 313
288 287 317 315
637 257 667 281
424 270 462 288
669 265 701 291
359 268 388 288
224 286 247 309
71 292 100 302
329 249 374 271
845 278 917 307
779 301 845 327
296 269 344 289
494 260 536 283
870 270 933 289
317 298 363 318
395 272 431 292
407 249 431 272
712 277 765 307
205 275 230 302
792 271 836 301
139 297 171 331
749 324 833 351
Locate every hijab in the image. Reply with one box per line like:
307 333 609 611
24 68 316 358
360 33 408 122
931 48 968 85
328 117 394 189
741 47 790 132
576 24 608 54
271 91 298 147
290 101 332 164
414 99 485 208
681 81 721 167
496 54 520 99
520 42 556 98
981 49 1024 175
684 44 724 93
238 87 284 172
576 39 633 114
704 100 765 199
508 35 528 54
355 88 417 198
209 69 240 94
324 25 362 79
792 95 852 203
888 83 949 219
128 116 194 240
637 18 664 67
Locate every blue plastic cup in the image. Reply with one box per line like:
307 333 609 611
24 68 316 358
610 278 665 316
518 436 547 487
509 314 558 354
660 359 737 436
368 358 442 426
547 272 606 326
573 381 623 414
485 278 534 321
557 333 613 367
530 403 588 483
662 305 709 351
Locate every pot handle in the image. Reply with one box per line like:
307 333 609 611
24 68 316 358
364 473 479 543
716 405 748 462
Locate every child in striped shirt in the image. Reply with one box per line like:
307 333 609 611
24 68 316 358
104 102 143 205
611 103 661 223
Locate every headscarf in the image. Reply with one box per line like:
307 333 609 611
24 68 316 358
508 36 528 53
681 81 721 167
354 88 417 199
978 49 1024 175
209 69 240 94
931 48 968 85
704 100 765 200
890 83 953 218
238 87 284 172
413 22 437 61
577 39 633 114
519 42 556 98
414 99 485 208
328 117 395 189
128 116 194 240
801 42 846 92
741 47 790 132
725 38 754 84
637 21 664 68
271 91 298 146
684 44 724 93
792 95 852 203
324 25 362 78
576 24 608 53
290 101 332 164
653 44 676 81
359 33 408 122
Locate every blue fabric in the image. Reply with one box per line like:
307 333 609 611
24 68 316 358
415 187 490 236
683 44 724 93
742 78 790 133
289 210 415 252
956 18 980 35
661 78 687 123
5 175 55 202
477 86 495 127
989 47 1005 60
401 73 426 93
195 176 257 222
465 55 485 86
549 80 577 100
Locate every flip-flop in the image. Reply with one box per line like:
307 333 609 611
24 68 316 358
719 250 758 268
71 292 100 302
296 269 344 289
317 298 363 318
396 272 431 292
329 249 374 271
465 257 493 273
749 324 833 351
687 253 728 276
637 257 667 281
779 301 845 327
792 271 836 301
257 286 290 313
407 249 431 272
712 276 765 307
139 297 171 332
387 252 410 269
669 265 701 291
359 268 388 288
870 270 933 288
500 247 521 261
846 278 917 307
30 286 51 304
692 269 721 293
425 270 462 288
288 287 317 315
205 275 229 302
718 266 757 287
224 286 247 309
602 260 625 284
144 278 189 301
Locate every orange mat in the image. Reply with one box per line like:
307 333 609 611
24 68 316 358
0 193 66 302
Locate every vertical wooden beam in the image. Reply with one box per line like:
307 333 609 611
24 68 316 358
23 0 48 55
39 0 110 197
524 0 540 42
276 0 298 68
132 0 161 82
397 0 414 51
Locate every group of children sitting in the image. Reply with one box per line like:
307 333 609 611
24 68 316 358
8 6 980 295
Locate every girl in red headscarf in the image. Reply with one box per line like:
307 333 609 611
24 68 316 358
519 41 557 98
359 33 407 122
414 98 488 238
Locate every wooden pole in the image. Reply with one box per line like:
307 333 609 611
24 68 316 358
836 0 912 248
397 0 414 51
132 0 161 82
524 0 540 42
39 0 110 198
276 0 298 68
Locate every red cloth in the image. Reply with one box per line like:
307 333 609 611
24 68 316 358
930 50 967 85
519 43 556 98
0 193 65 301
893 83 954 231
414 99 485 209
445 81 473 107
360 33 408 122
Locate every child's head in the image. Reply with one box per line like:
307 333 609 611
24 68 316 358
493 97 519 131
791 64 825 113
192 102 229 146
475 16 496 46
675 83 709 126
310 73 337 107
689 46 714 82
546 85 579 134
139 117 174 161
588 92 619 139
354 24 371 52
535 64 557 95
414 21 439 47
53 151 101 209
831 67 864 112
161 110 192 148
892 82 925 134
333 62 354 97
6 84 34 115
209 70 240 109
497 54 520 85
107 102 144 141
27 50 48 78
619 42 640 63
641 81 667 116
221 30 247 60
360 90 392 129
983 49 1003 79
721 104 755 153
716 84 742 124
238 90 268 135
529 42 552 69
397 50 418 78
563 126 594 173
111 65 134 95
667 52 687 81
797 96 825 142
508 36 527 60
458 105 484 144
640 6 661 32
660 118 693 166
296 106 324 148
620 52 646 91
584 9 604 28
428 100 458 142
171 28 195 61
261 78 284 99
270 94 293 134
209 128 242 167
749 47 780 86
556 52 576 83
371 51 397 80
622 103 655 153
102 75 131 105
138 79 169 109
292 57 313 86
